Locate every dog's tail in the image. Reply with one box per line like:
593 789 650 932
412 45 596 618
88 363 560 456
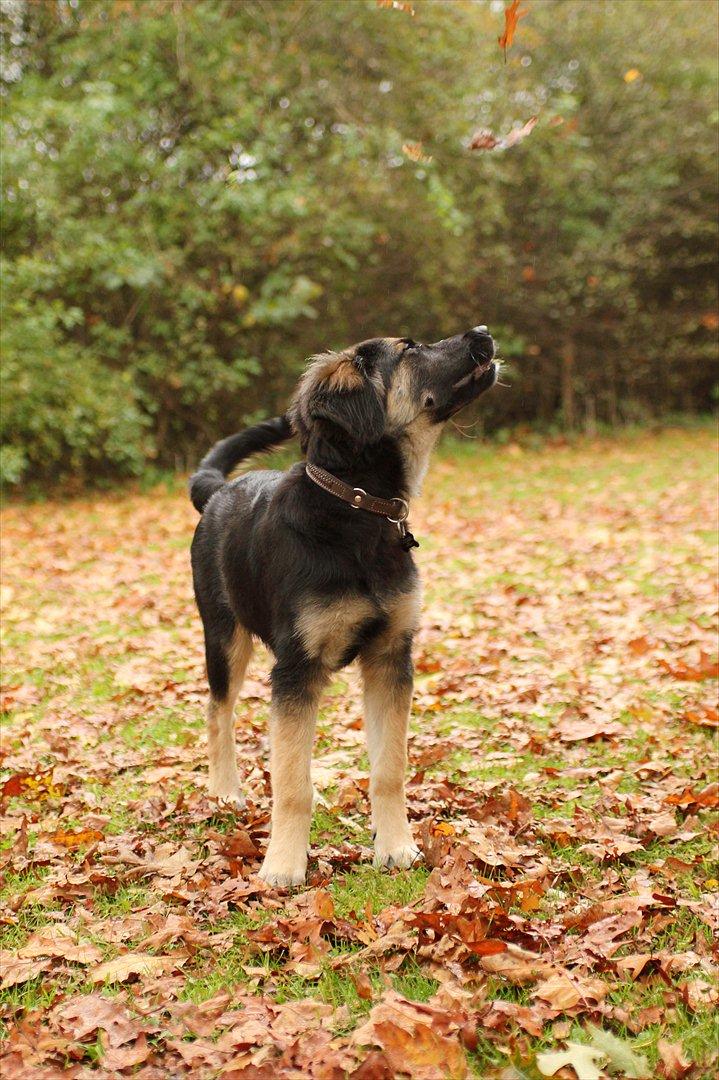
189 414 294 513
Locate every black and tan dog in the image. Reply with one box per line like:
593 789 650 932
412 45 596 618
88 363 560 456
190 327 496 885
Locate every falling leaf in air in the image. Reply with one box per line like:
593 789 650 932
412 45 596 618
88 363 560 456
499 0 529 62
376 0 416 15
469 129 498 151
402 142 433 163
624 68 641 82
470 116 537 152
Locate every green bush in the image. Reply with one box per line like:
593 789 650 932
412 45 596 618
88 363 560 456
1 0 716 485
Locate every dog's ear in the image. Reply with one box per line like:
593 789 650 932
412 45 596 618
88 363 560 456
293 350 385 446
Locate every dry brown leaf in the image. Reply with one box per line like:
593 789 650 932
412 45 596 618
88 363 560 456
90 953 179 984
0 954 52 989
470 117 537 152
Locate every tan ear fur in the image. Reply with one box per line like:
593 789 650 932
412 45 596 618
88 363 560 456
303 351 364 394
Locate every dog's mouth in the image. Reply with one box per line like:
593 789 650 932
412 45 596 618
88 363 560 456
451 356 496 392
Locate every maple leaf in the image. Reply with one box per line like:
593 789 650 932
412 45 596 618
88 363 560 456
499 0 529 62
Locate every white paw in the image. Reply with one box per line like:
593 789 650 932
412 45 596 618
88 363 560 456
374 841 422 871
258 855 307 888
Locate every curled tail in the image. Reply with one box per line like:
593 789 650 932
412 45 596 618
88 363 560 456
189 414 293 512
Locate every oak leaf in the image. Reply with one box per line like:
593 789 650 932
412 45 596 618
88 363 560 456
90 953 179 984
537 1042 606 1080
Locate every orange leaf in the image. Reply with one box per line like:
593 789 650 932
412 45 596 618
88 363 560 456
47 828 104 849
402 142 432 163
499 0 529 61
376 0 415 15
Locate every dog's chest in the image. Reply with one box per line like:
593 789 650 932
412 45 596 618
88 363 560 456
294 588 421 669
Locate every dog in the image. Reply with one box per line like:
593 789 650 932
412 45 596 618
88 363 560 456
190 327 497 885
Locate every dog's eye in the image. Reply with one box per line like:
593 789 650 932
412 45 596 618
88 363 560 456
424 394 435 408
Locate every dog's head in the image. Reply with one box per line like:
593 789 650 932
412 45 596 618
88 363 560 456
291 327 497 451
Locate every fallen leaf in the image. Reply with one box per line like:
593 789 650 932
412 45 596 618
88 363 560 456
46 827 104 849
657 1038 692 1079
537 1042 606 1080
90 953 178 984
19 924 102 965
586 1023 650 1078
0 954 52 988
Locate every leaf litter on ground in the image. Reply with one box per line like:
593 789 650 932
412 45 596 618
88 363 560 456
0 428 717 1077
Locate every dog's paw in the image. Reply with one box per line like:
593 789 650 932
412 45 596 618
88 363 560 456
208 785 246 810
311 786 328 810
373 840 422 871
258 855 307 888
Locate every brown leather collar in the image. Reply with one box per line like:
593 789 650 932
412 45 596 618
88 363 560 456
305 463 409 522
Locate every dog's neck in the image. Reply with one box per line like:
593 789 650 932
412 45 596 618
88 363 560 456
304 416 444 502
305 429 409 502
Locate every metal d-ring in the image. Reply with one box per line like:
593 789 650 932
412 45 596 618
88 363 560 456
350 487 367 509
387 497 409 524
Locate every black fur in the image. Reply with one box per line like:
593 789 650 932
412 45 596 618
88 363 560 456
190 330 496 884
189 413 293 512
191 330 497 700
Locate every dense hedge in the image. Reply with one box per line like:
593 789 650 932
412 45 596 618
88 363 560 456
1 0 717 484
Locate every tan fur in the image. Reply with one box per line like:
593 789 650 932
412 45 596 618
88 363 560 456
302 351 364 394
207 626 253 804
385 357 416 429
397 413 442 497
361 653 419 868
258 689 323 886
295 594 377 669
360 586 422 663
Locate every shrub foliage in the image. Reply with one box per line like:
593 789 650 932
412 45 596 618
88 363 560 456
1 0 717 483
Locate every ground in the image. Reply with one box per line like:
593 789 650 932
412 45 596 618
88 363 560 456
1 426 717 1080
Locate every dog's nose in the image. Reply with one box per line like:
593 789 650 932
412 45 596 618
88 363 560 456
465 325 494 361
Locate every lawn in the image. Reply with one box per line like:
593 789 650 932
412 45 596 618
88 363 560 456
1 426 717 1079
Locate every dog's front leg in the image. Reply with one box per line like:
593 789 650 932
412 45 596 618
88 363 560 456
259 664 324 887
361 644 420 870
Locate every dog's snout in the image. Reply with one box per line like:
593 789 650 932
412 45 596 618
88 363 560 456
464 325 495 362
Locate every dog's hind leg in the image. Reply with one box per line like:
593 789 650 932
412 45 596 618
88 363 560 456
361 639 421 870
259 657 326 887
206 624 253 807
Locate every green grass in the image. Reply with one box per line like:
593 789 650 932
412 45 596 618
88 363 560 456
1 427 717 1075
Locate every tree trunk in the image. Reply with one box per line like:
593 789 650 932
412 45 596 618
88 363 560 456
561 341 576 430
